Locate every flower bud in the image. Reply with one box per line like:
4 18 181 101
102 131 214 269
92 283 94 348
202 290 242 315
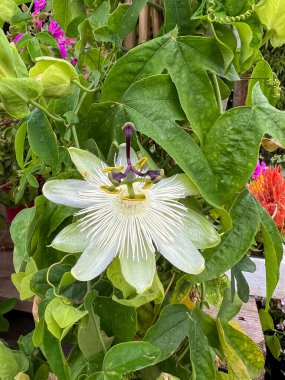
29 57 79 98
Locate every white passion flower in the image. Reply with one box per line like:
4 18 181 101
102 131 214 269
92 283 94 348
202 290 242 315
43 123 220 293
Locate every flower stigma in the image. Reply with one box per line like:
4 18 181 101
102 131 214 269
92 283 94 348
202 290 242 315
100 123 164 201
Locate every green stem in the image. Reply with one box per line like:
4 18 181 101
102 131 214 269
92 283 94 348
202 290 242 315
200 282 205 310
73 80 96 93
30 100 65 123
210 73 223 115
147 1 164 12
71 125 80 149
70 79 98 148
27 0 35 13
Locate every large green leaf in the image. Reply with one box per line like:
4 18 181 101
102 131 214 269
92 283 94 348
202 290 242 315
28 108 59 167
100 31 236 142
203 83 285 201
164 0 195 35
188 318 216 380
95 296 137 343
52 0 85 34
42 323 71 380
103 342 160 375
89 74 222 207
187 189 260 283
253 197 283 308
144 304 190 363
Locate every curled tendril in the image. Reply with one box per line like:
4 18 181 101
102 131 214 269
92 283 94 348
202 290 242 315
207 0 254 24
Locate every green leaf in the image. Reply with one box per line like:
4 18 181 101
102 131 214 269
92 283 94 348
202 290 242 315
188 318 216 380
51 297 88 329
217 320 250 380
11 259 37 300
164 0 195 35
95 296 137 343
266 334 281 359
259 309 274 331
222 323 265 379
90 74 222 207
108 258 164 308
0 298 16 315
15 121 28 170
144 304 190 363
80 48 104 71
204 83 285 201
187 190 260 283
0 29 27 78
42 323 71 380
89 1 110 29
27 38 42 61
246 60 278 106
10 207 35 272
94 1 148 44
0 77 43 118
28 108 59 167
53 0 85 34
0 342 19 380
48 205 76 236
101 31 235 143
255 0 285 47
205 275 230 308
0 0 20 22
254 199 283 308
218 288 242 323
103 341 160 375
231 256 256 303
78 314 113 360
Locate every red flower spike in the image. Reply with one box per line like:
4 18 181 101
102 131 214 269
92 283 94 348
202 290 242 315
249 166 285 232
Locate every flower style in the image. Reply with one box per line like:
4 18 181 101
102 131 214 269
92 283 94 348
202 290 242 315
252 160 267 179
249 165 285 232
43 124 220 293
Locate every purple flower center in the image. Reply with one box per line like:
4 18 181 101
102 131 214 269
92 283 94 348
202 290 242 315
111 123 162 184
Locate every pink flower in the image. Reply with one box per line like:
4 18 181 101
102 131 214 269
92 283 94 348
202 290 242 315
13 33 25 44
58 37 74 58
33 0 46 15
49 20 65 40
71 57 78 66
252 160 267 179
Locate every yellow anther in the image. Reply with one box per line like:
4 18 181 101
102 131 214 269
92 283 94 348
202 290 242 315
102 166 124 173
122 194 146 202
100 185 121 194
142 182 153 190
134 157 148 170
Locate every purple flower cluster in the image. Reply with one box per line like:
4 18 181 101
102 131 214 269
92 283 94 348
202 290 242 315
33 0 46 15
48 20 74 58
252 160 267 179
